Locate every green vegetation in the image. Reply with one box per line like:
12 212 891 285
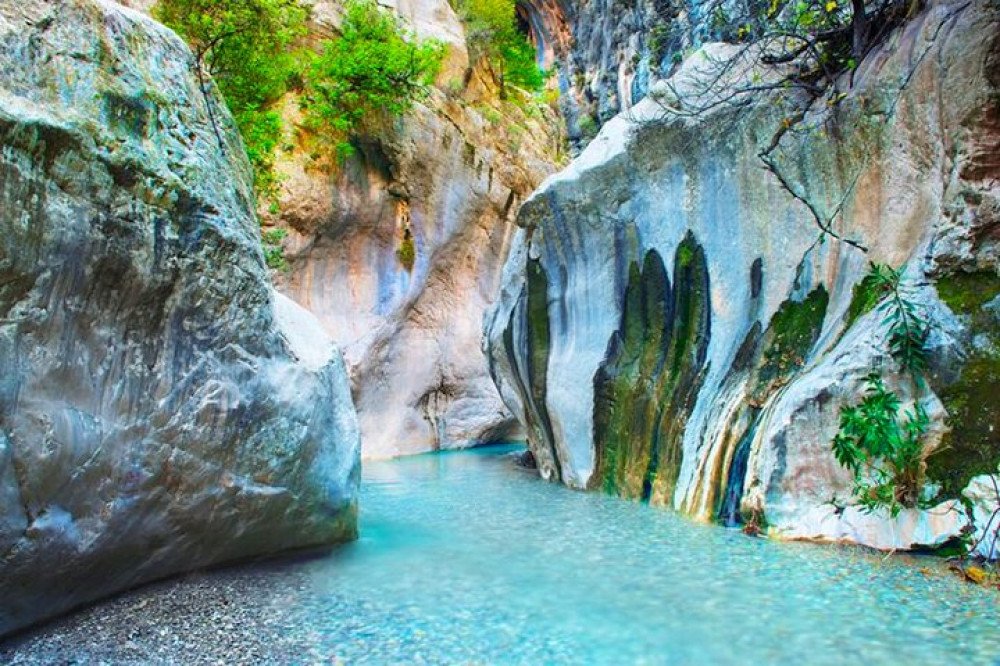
154 0 308 200
832 372 929 516
159 0 444 193
396 228 416 272
830 263 931 515
750 286 829 402
261 228 289 270
843 269 883 330
455 0 545 98
300 0 444 160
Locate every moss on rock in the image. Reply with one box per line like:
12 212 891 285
749 286 829 404
591 233 711 505
927 271 1000 498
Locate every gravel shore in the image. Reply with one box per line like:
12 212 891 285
0 557 345 665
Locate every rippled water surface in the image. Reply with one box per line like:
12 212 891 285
5 445 1000 665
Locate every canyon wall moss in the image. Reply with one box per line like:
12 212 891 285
927 272 1000 498
592 236 711 504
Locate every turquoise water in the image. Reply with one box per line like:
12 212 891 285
5 445 1000 664
301 445 1000 665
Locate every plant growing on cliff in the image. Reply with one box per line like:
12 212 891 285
396 227 416 272
299 0 444 159
832 372 929 516
155 0 308 199
830 263 931 515
261 228 289 270
455 0 545 98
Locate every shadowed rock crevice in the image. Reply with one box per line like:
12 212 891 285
502 256 561 482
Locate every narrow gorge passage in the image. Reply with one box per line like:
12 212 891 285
4 446 1000 664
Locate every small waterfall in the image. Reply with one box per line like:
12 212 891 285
717 408 760 527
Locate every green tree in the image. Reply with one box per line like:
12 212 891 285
457 0 544 97
155 0 308 198
300 0 444 159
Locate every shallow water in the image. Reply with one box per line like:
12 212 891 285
5 445 1000 665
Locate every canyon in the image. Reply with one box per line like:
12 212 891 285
1 0 998 648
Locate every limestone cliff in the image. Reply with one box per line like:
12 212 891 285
486 0 1000 555
265 0 566 458
0 0 359 636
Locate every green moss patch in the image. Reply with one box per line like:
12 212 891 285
936 272 1000 314
843 275 880 332
927 271 1000 498
591 233 712 505
749 286 829 403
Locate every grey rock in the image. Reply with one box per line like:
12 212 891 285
486 0 1000 554
0 0 359 636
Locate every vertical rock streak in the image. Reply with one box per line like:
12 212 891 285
591 234 711 506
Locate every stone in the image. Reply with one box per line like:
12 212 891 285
486 0 1000 555
0 0 359 637
266 0 564 459
964 474 1000 559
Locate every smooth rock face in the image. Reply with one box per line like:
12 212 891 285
964 474 1000 559
269 0 563 459
0 0 359 636
486 0 1000 553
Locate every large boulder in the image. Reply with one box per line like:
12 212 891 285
0 0 359 636
486 0 1000 554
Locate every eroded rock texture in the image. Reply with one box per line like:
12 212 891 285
486 0 1000 554
266 0 565 458
0 0 359 636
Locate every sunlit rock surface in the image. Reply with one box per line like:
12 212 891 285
266 0 564 458
0 0 359 636
486 0 1000 554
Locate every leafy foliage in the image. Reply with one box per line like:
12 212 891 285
700 0 905 76
832 373 929 516
261 228 289 270
830 263 931 515
455 0 545 97
155 0 308 199
396 228 416 272
859 263 930 375
300 0 444 159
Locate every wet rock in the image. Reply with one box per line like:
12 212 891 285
964 474 1000 559
0 0 359 636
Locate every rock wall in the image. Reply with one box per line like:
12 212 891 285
266 0 566 458
486 0 1000 554
0 0 359 636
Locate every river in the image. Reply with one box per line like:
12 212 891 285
3 444 999 664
